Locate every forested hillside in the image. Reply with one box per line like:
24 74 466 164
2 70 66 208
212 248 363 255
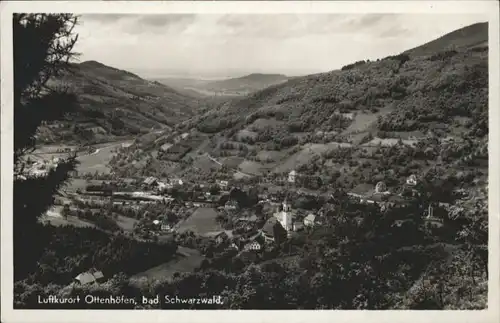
188 23 488 141
38 60 203 144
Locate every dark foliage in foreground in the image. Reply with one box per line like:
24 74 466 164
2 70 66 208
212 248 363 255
13 13 80 280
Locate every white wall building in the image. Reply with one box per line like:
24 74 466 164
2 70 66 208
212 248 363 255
407 174 417 186
274 199 294 231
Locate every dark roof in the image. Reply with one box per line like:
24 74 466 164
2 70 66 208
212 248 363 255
262 217 279 235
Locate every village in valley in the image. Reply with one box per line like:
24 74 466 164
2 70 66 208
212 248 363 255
30 140 478 287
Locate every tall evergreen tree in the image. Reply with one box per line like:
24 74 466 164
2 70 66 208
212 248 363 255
13 14 80 280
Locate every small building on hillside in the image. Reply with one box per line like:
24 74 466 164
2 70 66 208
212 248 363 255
143 177 158 187
74 269 105 285
244 240 263 251
243 232 265 251
375 181 387 194
161 222 173 232
406 174 418 186
217 180 229 189
288 170 297 183
303 213 319 227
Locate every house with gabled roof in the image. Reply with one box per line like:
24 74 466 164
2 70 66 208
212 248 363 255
74 269 105 285
143 176 158 187
243 232 265 251
406 174 418 186
161 222 173 232
303 213 318 227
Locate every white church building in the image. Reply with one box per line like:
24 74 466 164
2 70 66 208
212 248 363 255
273 199 294 232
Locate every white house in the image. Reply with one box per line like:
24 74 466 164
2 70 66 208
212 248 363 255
406 174 417 186
303 213 317 227
288 170 297 183
217 180 229 189
244 240 262 251
74 270 105 285
161 222 173 231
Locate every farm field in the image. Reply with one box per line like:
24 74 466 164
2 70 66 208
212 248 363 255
175 207 222 235
76 141 130 174
41 207 96 228
238 160 265 176
115 215 139 232
192 154 221 172
31 140 133 175
341 106 393 135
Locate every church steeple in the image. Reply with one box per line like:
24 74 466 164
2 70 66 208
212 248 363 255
283 198 290 212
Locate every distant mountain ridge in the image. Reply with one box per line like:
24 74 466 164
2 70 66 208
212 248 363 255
154 73 290 97
206 73 289 91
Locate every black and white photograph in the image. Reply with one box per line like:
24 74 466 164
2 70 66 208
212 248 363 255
1 1 499 322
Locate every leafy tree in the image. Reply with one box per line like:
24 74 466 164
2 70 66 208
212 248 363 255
13 14 80 280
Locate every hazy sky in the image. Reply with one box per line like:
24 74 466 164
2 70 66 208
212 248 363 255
74 13 487 79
